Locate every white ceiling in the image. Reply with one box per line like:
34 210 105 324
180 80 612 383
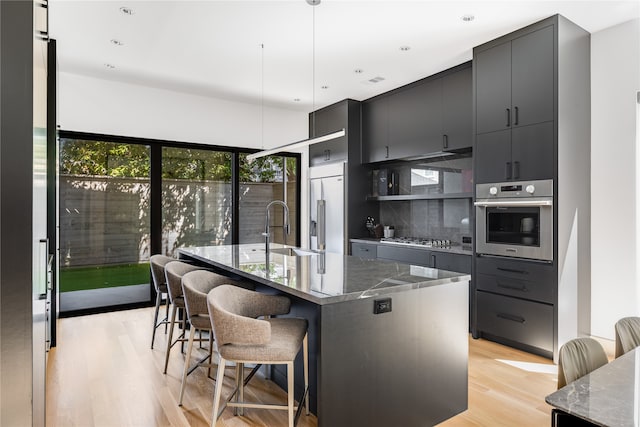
49 0 639 113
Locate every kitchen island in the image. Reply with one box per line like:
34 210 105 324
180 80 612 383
179 244 470 427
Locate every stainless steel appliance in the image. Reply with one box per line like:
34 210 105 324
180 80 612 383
475 179 553 261
310 162 346 253
380 236 453 248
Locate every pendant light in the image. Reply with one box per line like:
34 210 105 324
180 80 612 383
246 0 345 161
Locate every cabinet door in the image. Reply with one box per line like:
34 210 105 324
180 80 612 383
362 97 389 163
442 67 472 151
430 252 471 274
511 121 554 181
309 103 348 166
511 25 555 128
474 129 512 184
475 41 512 134
388 79 442 159
351 242 377 260
377 245 430 266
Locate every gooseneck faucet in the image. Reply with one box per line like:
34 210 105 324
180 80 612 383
262 200 290 253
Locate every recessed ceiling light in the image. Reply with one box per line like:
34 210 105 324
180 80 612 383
104 63 116 69
462 14 475 22
119 6 134 15
293 98 301 102
110 39 124 46
321 85 329 89
354 69 364 74
399 46 411 51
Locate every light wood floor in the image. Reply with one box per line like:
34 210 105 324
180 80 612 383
46 307 558 427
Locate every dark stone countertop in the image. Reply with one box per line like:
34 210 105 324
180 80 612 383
179 244 470 306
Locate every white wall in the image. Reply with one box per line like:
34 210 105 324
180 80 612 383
58 72 311 244
590 19 640 340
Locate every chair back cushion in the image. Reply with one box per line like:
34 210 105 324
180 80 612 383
150 254 173 291
183 270 246 319
615 317 640 358
558 337 608 389
164 261 201 302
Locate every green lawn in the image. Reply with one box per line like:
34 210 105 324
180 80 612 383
60 262 150 292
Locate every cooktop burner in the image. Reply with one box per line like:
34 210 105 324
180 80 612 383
379 237 453 248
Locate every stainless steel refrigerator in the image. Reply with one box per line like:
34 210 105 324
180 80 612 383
309 162 346 254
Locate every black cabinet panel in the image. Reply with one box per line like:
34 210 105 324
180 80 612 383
475 41 512 135
351 242 377 260
362 97 389 163
476 291 553 354
442 67 473 151
476 273 554 304
511 121 555 181
309 102 348 166
430 252 472 274
377 245 430 266
474 129 512 183
388 79 442 158
475 255 556 282
511 26 555 128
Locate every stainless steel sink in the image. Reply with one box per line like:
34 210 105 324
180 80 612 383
267 247 317 257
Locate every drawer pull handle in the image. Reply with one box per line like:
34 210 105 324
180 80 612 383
497 282 528 292
497 313 526 324
496 267 528 274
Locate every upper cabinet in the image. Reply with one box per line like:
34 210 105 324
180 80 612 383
362 62 472 164
309 101 350 166
474 25 555 183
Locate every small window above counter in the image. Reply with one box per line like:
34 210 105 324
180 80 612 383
366 152 472 201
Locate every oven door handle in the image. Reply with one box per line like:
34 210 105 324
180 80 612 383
474 199 553 207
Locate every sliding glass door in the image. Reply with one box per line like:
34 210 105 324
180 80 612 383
58 138 151 312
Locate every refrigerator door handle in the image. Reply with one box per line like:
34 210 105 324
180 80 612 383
317 200 326 251
310 220 317 237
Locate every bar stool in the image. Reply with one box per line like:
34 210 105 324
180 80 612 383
150 254 173 349
207 285 309 427
178 270 253 406
615 317 640 358
163 260 202 374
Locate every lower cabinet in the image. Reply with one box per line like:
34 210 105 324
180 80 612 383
430 251 471 274
351 242 377 260
476 291 553 357
377 245 431 266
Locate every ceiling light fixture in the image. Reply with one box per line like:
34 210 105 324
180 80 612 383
400 46 411 51
321 85 329 89
462 14 475 22
110 39 124 46
354 69 363 74
247 0 345 162
119 6 134 15
104 63 116 69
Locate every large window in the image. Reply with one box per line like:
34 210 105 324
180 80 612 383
58 132 300 313
59 138 151 312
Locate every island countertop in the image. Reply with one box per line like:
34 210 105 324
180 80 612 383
179 243 470 305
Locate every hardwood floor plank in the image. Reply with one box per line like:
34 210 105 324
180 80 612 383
47 307 558 427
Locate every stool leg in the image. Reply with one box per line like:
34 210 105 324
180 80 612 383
303 334 309 415
237 362 245 416
164 292 170 333
287 361 294 427
151 291 162 349
179 326 196 406
211 355 226 427
163 304 177 374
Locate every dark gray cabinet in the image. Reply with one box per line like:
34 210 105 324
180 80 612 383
474 24 555 183
441 66 473 151
388 79 442 158
351 242 377 260
363 63 472 164
430 251 471 274
309 102 349 166
377 245 431 266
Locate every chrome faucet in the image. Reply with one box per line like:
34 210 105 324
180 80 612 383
262 200 290 252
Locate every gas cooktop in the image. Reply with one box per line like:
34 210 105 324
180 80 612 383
379 237 453 248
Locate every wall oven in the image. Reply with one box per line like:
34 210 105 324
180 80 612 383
475 179 553 262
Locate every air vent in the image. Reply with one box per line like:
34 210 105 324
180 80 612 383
368 76 385 83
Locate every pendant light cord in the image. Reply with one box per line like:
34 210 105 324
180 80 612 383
312 4 316 133
261 43 265 150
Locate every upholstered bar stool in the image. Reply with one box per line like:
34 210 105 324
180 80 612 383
163 260 202 374
615 317 640 358
178 270 253 406
150 254 173 349
207 285 309 427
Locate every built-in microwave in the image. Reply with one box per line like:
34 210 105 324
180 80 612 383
474 179 553 262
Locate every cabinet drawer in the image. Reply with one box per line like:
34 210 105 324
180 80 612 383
477 291 553 354
476 273 553 303
432 252 472 274
351 242 377 260
377 245 430 266
475 256 555 283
